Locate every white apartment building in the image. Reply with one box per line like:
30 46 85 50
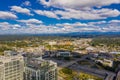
116 70 120 80
24 57 57 80
0 51 24 80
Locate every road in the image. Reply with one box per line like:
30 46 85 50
59 55 88 68
69 64 115 80
58 55 116 80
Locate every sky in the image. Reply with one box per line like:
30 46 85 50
0 0 120 34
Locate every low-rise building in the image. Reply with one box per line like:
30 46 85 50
110 52 120 54
86 46 97 53
96 59 113 67
56 51 72 57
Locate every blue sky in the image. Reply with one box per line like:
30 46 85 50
0 0 120 34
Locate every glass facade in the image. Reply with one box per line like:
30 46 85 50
24 58 57 80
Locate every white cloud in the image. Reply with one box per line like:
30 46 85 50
0 20 120 34
34 8 120 20
89 20 120 25
55 9 100 20
101 25 120 32
0 22 20 30
56 22 100 32
38 0 120 20
17 18 43 24
11 6 33 15
0 22 10 30
39 0 120 10
92 9 120 17
109 20 120 23
56 21 120 32
34 10 59 19
55 8 120 20
56 22 88 27
0 11 17 19
22 1 31 6
88 21 107 25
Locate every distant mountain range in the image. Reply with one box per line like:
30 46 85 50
0 32 120 41
59 32 120 38
30 32 120 38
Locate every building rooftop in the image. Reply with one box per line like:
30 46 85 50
27 57 57 70
0 51 23 63
4 50 18 56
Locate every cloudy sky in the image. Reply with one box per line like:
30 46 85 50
0 0 120 34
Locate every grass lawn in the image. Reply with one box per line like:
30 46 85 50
59 68 103 80
79 72 103 80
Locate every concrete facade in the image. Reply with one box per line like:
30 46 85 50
0 51 24 80
25 57 57 80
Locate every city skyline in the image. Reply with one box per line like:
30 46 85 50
0 0 120 34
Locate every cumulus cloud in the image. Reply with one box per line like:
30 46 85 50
92 8 120 17
55 9 100 20
34 8 120 20
0 11 17 19
109 20 120 23
0 22 20 30
22 1 31 6
56 22 88 27
39 0 120 10
17 18 43 24
34 10 59 19
54 8 120 20
37 0 120 20
88 21 107 25
56 21 120 32
0 22 11 30
56 22 100 32
88 20 120 25
11 6 33 15
0 0 119 34
0 20 120 34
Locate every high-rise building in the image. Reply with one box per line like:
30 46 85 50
25 57 57 80
0 51 24 80
116 70 120 80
